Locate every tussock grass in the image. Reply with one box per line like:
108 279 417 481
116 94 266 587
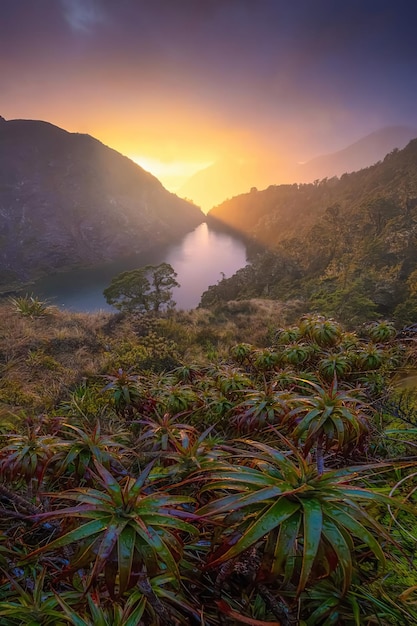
0 298 312 415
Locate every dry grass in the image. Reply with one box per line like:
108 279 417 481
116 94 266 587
0 304 113 412
0 298 306 415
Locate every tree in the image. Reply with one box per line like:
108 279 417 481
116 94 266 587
103 263 180 313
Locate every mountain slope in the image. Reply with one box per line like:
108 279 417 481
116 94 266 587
203 139 417 326
177 156 292 213
297 125 417 182
0 117 204 286
180 126 417 212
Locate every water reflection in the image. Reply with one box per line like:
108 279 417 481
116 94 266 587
32 223 247 311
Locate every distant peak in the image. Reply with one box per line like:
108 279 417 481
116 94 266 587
0 116 6 122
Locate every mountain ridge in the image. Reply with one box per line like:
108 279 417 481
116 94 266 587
179 125 417 211
297 125 417 182
0 117 204 288
202 138 417 326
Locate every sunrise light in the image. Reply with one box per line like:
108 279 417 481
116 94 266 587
130 155 212 193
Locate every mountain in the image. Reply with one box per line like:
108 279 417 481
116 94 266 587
202 139 417 326
180 126 417 212
177 156 291 213
297 125 417 182
0 117 204 287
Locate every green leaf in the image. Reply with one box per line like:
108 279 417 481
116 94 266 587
93 461 122 502
321 519 353 593
209 497 300 567
297 498 323 593
306 597 340 625
88 520 126 584
133 518 179 576
270 510 301 577
26 518 110 559
329 505 386 567
123 595 147 626
197 486 283 517
118 525 136 593
141 512 198 536
55 595 90 626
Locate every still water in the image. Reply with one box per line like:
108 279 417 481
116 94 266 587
32 223 247 312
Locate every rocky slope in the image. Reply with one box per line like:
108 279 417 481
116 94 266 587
0 117 204 287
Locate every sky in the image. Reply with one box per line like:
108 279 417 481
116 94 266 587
2 0 417 201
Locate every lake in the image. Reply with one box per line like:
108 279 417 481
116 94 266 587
31 223 247 312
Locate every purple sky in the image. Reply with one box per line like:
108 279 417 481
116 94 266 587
2 0 417 180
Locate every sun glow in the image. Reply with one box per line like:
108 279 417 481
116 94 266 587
130 155 212 193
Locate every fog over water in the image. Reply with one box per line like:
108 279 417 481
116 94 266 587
31 223 247 312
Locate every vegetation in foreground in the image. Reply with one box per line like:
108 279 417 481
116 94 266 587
0 296 417 624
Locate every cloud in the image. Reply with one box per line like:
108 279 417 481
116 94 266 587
60 0 106 33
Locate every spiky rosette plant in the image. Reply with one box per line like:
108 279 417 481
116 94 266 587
101 369 143 418
197 439 405 598
26 461 197 595
355 344 385 371
0 415 61 493
318 353 352 381
48 421 128 484
282 342 312 367
230 386 294 433
299 314 342 348
365 320 397 343
253 348 281 372
289 377 370 473
274 326 302 345
0 568 68 626
229 342 255 365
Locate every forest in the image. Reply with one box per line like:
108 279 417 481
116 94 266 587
0 293 416 625
203 140 417 327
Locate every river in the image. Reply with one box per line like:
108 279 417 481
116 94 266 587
31 223 247 312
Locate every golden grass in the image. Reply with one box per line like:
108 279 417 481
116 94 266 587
0 298 304 415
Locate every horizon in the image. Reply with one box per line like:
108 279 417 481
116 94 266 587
2 1 417 207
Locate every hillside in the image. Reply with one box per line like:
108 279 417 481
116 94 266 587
203 140 417 326
179 126 416 212
0 117 204 288
297 125 417 182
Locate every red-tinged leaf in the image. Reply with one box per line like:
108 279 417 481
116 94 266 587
54 595 90 626
138 493 193 510
31 504 101 522
123 596 147 626
216 599 281 625
208 498 300 568
205 531 243 567
88 520 126 584
297 498 323 594
140 512 198 537
197 486 283 517
209 472 280 488
93 461 122 501
132 517 179 576
129 461 155 498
